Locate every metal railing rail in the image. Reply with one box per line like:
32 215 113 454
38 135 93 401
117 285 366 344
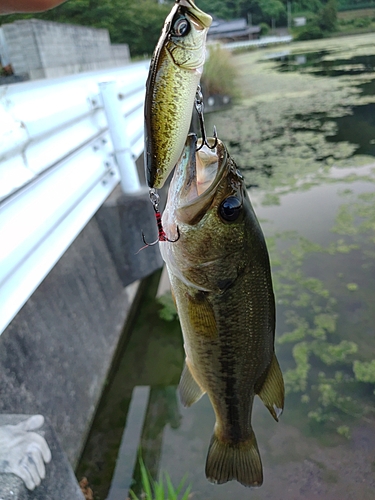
223 35 293 50
0 61 149 335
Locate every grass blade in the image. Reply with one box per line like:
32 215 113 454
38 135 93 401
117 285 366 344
153 477 165 500
129 490 139 500
131 458 191 500
165 472 177 499
181 484 191 500
139 457 153 499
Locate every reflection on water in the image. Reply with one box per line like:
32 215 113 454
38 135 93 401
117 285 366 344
360 79 375 97
274 51 375 78
325 103 375 157
269 49 329 70
77 38 375 499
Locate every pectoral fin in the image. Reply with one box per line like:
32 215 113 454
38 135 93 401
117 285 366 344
256 354 284 421
187 291 217 339
179 362 205 407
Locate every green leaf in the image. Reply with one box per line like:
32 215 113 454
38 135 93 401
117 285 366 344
129 490 139 500
139 457 153 499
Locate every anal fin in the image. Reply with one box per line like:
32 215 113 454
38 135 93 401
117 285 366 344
178 362 205 407
256 353 285 421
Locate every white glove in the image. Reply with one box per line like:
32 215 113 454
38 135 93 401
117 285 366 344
0 415 52 490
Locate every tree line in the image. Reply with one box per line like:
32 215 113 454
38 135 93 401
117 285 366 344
197 0 374 24
0 0 373 57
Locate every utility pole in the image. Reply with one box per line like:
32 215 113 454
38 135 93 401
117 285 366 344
287 1 292 31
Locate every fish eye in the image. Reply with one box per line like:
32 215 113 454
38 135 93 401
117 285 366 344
172 15 190 37
219 196 242 222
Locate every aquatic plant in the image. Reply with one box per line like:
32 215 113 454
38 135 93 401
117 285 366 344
270 191 375 436
129 458 191 500
353 360 375 385
157 292 178 322
205 34 375 196
257 173 374 436
336 425 350 438
332 191 375 244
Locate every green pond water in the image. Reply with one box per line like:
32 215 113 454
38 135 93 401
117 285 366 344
77 34 375 499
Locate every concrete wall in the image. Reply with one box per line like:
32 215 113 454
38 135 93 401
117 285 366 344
2 20 42 78
111 44 131 67
0 187 163 467
1 19 130 80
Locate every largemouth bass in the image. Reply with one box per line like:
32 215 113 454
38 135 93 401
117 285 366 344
144 0 212 189
160 134 284 487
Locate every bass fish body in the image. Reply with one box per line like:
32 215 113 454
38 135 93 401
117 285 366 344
160 135 284 487
144 0 212 189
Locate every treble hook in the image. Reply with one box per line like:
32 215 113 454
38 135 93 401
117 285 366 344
141 189 180 247
195 85 218 152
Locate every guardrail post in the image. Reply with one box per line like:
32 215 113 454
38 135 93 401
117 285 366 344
99 81 141 193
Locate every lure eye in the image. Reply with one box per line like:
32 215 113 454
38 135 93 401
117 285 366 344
172 15 190 37
219 196 242 222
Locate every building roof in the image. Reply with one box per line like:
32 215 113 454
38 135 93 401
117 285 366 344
207 18 260 39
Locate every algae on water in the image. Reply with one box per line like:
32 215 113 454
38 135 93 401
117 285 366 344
206 33 375 197
268 184 375 437
228 37 375 435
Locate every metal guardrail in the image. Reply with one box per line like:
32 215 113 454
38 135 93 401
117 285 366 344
0 61 149 335
223 35 293 50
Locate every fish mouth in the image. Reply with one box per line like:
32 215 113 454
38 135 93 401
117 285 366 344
177 0 212 28
174 134 229 225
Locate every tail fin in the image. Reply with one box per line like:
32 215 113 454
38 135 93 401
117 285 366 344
205 431 263 487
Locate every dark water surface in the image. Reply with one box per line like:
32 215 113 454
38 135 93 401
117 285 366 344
77 44 375 499
274 51 375 78
325 102 375 156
